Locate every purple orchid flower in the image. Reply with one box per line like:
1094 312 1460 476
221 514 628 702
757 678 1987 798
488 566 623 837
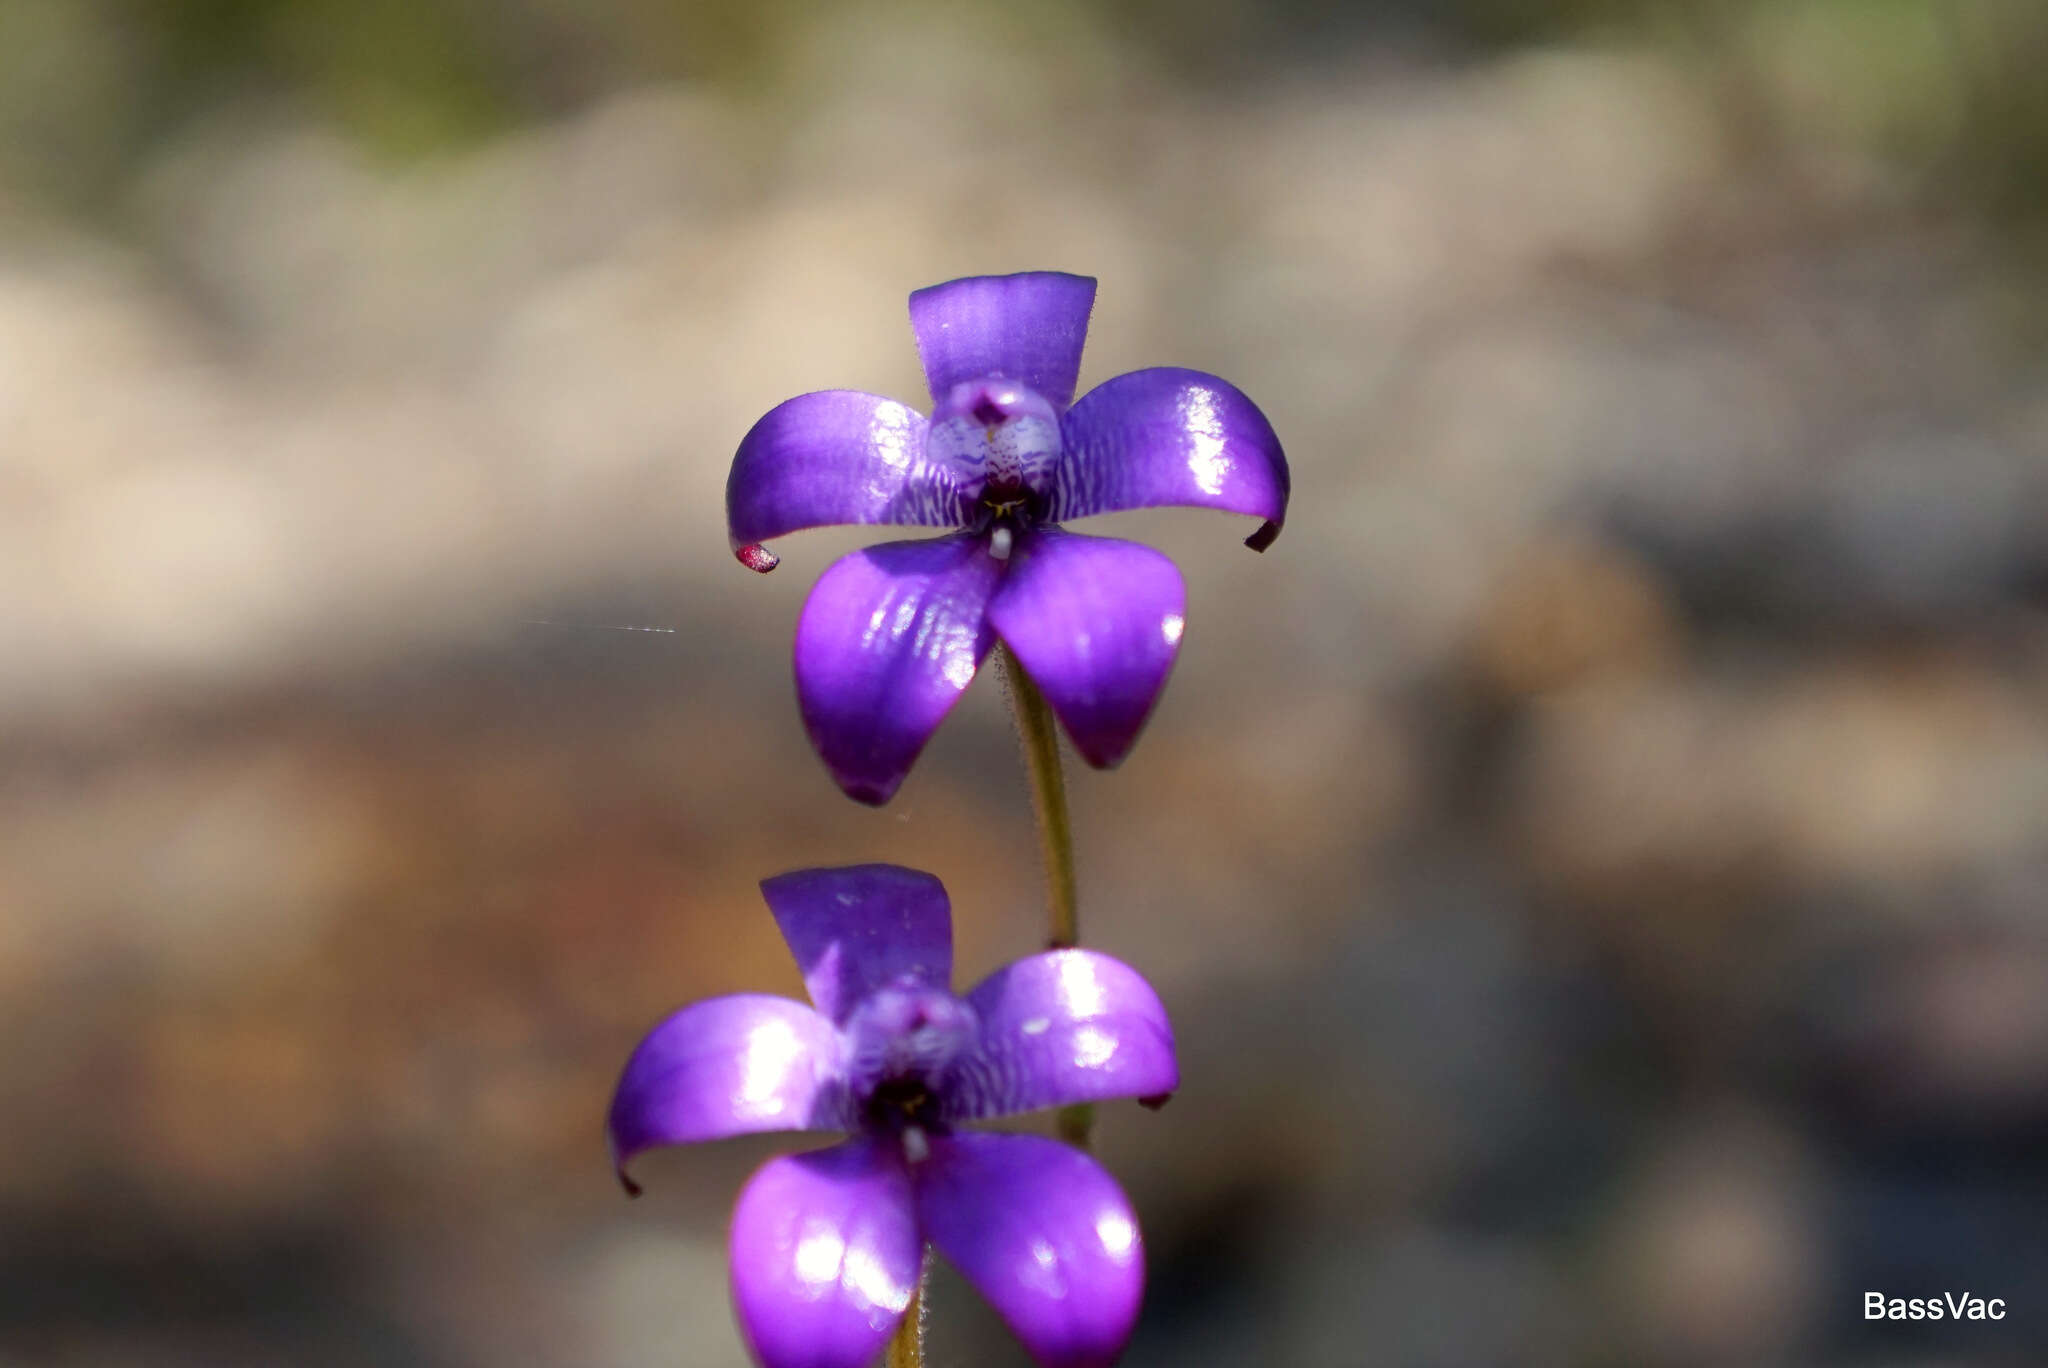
609 863 1179 1368
728 272 1290 804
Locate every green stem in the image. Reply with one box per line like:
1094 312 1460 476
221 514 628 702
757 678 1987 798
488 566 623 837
999 645 1079 950
998 644 1093 1149
885 1252 928 1368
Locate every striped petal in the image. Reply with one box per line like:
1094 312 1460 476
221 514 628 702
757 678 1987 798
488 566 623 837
608 995 850 1190
916 1132 1146 1368
910 273 1097 410
1051 367 1289 550
728 390 965 572
730 1138 921 1368
940 950 1177 1121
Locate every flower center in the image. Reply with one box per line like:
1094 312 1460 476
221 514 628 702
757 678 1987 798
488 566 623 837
840 982 977 1130
927 379 1061 522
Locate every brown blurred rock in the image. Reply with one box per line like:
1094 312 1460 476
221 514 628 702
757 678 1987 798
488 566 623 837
1471 534 1682 697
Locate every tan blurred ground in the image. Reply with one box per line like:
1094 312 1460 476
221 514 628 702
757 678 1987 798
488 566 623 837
4 2 2047 1365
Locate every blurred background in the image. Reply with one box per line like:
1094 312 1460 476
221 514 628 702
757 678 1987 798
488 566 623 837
4 0 2047 1364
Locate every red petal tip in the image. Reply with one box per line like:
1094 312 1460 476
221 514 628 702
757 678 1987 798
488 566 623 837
735 543 779 573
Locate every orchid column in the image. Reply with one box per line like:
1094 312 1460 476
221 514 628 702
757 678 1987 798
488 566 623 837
616 272 1288 1368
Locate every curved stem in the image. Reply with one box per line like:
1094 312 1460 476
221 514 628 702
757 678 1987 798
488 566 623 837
885 1252 929 1368
998 644 1093 1149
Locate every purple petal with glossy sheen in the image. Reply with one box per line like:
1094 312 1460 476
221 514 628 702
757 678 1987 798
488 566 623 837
608 995 850 1189
761 865 953 1023
731 1138 921 1368
728 390 964 572
916 1132 1145 1368
986 528 1186 769
1051 367 1290 550
795 532 1001 805
909 273 1097 410
941 950 1178 1122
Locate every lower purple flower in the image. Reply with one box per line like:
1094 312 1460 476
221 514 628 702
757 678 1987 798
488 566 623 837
609 864 1179 1368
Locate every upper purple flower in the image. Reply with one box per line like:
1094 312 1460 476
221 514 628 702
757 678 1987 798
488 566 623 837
610 863 1179 1368
727 272 1290 804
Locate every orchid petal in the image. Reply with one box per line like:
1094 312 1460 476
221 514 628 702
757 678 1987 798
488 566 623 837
760 865 953 1023
731 1138 921 1368
1052 367 1289 550
608 996 851 1189
795 532 1001 805
727 390 963 572
910 273 1097 410
941 949 1178 1122
987 528 1186 769
916 1132 1146 1368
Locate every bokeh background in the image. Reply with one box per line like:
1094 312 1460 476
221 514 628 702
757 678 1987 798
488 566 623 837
5 1 2048 1364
